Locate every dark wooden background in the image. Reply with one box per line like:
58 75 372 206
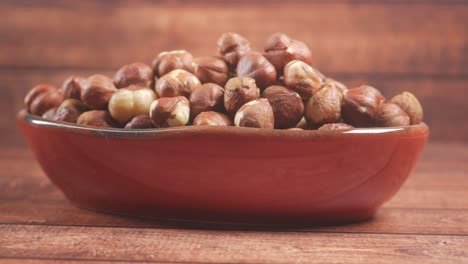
2 0 468 146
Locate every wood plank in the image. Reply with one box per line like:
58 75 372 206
0 258 171 264
1 1 467 76
0 224 467 263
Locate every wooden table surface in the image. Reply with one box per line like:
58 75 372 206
0 142 467 263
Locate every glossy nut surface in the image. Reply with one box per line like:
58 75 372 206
305 84 343 126
152 50 194 77
376 103 410 127
390 91 423 125
236 51 277 89
264 33 313 74
149 96 190 127
224 77 260 116
113 62 154 89
283 60 325 101
234 98 274 129
217 32 251 67
108 87 157 124
193 111 233 126
189 83 225 118
342 85 385 127
61 76 86 100
263 85 304 129
193 56 229 86
155 69 201 98
76 110 119 128
54 99 90 123
24 84 64 116
124 115 155 129
81 74 117 109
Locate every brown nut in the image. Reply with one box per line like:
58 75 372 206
318 123 354 131
295 117 308 129
193 111 233 126
342 85 385 127
155 69 201 98
61 76 86 100
54 99 90 123
124 115 154 129
305 84 343 126
237 51 277 89
81 74 117 109
264 33 313 74
217 32 251 67
42 107 58 120
376 103 410 127
224 77 260 116
77 110 119 128
192 56 229 86
284 60 325 101
189 83 225 118
149 96 190 127
234 98 274 129
152 50 194 77
108 86 157 124
24 84 64 116
114 62 153 88
263 85 304 129
389 91 423 125
324 78 348 93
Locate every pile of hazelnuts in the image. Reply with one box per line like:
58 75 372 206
23 32 423 131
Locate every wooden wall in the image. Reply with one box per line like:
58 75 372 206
2 0 467 146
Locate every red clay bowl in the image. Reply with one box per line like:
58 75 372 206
18 110 429 226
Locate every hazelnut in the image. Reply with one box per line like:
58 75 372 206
283 60 325 101
304 84 343 126
236 51 277 89
108 86 157 124
77 110 119 128
324 78 348 93
192 56 229 86
149 96 190 127
262 85 304 129
81 74 117 109
189 83 225 118
113 62 154 89
342 85 385 127
318 123 354 131
224 77 260 116
124 115 154 129
217 32 251 67
24 84 64 116
155 69 201 98
54 99 90 123
376 103 410 127
390 91 423 125
61 76 86 100
234 98 274 129
264 33 313 74
42 107 58 120
193 111 233 126
152 50 194 77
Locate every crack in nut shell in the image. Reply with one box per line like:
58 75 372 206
376 103 410 127
77 110 119 128
390 91 423 125
189 83 225 119
81 74 117 109
61 76 86 100
152 50 195 77
236 51 277 89
108 87 157 124
193 56 229 86
284 60 325 101
54 99 90 123
234 98 275 129
318 123 354 131
305 84 343 126
124 115 154 129
24 84 64 116
149 96 190 127
263 85 304 129
342 85 385 127
264 33 313 74
155 69 201 98
224 77 260 116
114 62 154 89
217 32 251 67
193 111 233 126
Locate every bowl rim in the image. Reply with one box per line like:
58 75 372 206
18 110 429 139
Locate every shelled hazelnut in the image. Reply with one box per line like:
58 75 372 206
224 77 260 116
54 99 90 123
318 123 354 131
305 84 343 126
217 32 251 68
193 111 233 126
342 85 385 127
262 85 304 129
264 33 313 74
390 91 423 125
149 96 190 127
81 74 117 109
108 86 157 124
124 115 154 129
77 110 119 128
376 103 410 127
61 76 86 100
324 78 347 93
283 60 325 101
189 83 225 118
152 50 194 77
192 56 229 86
113 62 153 89
236 52 277 89
234 98 274 129
24 84 64 116
155 69 201 98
